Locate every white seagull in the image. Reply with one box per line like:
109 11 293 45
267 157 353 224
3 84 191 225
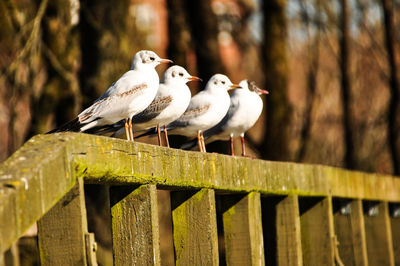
166 74 240 152
97 65 200 146
48 50 172 141
182 80 268 156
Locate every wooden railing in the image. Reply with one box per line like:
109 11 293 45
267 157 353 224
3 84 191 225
1 133 400 265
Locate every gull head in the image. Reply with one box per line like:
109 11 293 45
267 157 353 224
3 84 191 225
131 50 172 70
162 65 201 85
207 74 241 92
241 80 269 95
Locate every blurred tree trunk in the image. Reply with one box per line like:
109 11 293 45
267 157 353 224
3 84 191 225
184 1 225 81
381 0 400 175
260 0 292 161
297 0 321 162
79 0 138 107
339 0 354 169
166 0 191 67
27 0 81 135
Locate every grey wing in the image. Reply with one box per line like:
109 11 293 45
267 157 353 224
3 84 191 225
168 104 211 128
132 96 173 124
203 99 239 138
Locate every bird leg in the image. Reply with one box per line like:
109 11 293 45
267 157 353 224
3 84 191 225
125 119 130 141
197 130 203 152
128 118 134 142
163 126 170 148
200 132 206 152
157 124 162 146
230 135 234 156
241 135 246 156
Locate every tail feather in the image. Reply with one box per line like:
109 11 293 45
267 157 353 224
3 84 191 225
47 118 81 133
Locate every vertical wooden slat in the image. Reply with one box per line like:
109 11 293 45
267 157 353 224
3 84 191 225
364 201 394 266
299 197 335 265
262 195 302 266
333 199 368 266
38 178 92 265
390 204 400 265
109 184 161 266
222 192 264 266
171 189 219 266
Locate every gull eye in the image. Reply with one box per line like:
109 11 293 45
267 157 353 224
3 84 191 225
221 81 226 85
179 72 184 77
149 57 155 61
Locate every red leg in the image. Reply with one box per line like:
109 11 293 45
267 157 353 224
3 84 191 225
201 132 206 152
164 126 170 148
197 130 202 152
157 124 162 146
124 119 130 141
128 118 134 142
230 136 234 156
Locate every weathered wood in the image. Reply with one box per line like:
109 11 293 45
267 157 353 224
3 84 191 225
171 189 219 265
2 133 400 252
262 195 302 266
38 178 94 265
333 199 368 266
64 133 400 201
0 135 75 253
222 192 264 266
390 203 400 265
110 184 161 265
364 201 394 266
299 197 335 265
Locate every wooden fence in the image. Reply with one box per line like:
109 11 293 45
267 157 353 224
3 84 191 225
1 133 400 265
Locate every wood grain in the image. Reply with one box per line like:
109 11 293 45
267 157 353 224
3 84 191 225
110 184 161 265
299 197 335 265
37 178 92 265
222 192 265 266
333 199 368 266
364 201 394 266
171 189 219 265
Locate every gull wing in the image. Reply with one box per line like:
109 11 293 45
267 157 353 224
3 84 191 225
78 83 148 124
168 92 211 128
132 95 173 124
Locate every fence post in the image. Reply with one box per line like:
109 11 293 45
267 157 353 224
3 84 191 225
37 178 96 265
333 199 368 265
262 195 303 266
364 201 394 266
171 189 219 265
109 184 161 265
222 192 265 266
299 197 335 265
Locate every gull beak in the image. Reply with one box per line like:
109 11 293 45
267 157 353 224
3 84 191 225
159 58 173 64
229 83 241 90
258 89 269 95
188 76 202 82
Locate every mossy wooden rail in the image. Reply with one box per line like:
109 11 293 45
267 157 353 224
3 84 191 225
1 132 400 265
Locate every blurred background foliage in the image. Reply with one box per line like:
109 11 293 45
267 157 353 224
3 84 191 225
1 0 400 264
1 0 399 174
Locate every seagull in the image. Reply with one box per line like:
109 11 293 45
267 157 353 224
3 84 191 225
94 65 200 147
165 74 240 152
47 50 172 141
181 80 268 156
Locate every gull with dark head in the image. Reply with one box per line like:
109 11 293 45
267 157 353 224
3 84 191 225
48 50 172 141
166 74 240 152
181 80 268 156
